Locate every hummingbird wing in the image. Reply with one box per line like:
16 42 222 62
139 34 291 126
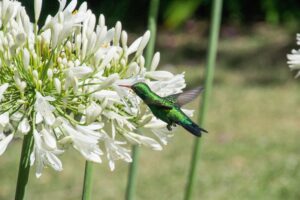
144 99 173 109
165 86 204 107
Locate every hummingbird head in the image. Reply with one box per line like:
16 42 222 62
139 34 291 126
119 82 152 99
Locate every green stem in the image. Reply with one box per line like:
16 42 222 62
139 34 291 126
82 161 94 200
125 1 160 200
15 130 35 200
184 0 223 200
145 0 160 68
125 145 140 200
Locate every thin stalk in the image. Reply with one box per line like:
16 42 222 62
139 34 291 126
125 145 140 200
15 129 35 200
145 0 160 68
82 161 94 200
184 0 223 200
126 1 160 199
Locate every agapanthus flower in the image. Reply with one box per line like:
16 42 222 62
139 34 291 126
287 33 300 78
0 0 191 176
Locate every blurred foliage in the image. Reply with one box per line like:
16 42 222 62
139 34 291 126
163 0 202 29
20 0 300 30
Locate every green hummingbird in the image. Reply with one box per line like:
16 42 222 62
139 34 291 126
120 82 208 137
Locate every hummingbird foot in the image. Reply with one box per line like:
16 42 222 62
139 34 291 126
167 124 172 131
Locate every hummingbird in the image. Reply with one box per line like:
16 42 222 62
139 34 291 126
120 82 208 137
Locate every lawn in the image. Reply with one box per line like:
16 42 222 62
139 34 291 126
1 25 300 200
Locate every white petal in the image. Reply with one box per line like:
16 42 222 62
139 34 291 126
70 66 93 79
0 112 9 128
136 31 150 56
0 83 9 101
34 0 42 22
35 113 43 124
150 52 160 71
0 134 14 155
22 49 30 70
41 129 57 150
86 102 102 124
18 118 30 134
58 0 67 12
34 92 56 125
100 47 116 68
127 37 142 55
126 132 162 151
151 128 173 145
46 153 63 171
145 71 174 81
65 0 77 12
182 109 194 117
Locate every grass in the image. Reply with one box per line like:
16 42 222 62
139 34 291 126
1 24 300 199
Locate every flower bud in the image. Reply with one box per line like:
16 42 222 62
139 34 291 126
99 14 105 27
136 31 150 57
113 21 121 46
121 31 128 48
47 69 53 80
150 52 160 71
32 70 39 81
34 0 43 22
22 48 30 70
54 78 61 94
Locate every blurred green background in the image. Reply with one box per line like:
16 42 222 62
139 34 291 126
1 0 300 199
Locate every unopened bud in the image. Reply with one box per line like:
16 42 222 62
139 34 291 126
136 31 150 56
99 14 105 27
47 69 53 79
113 21 121 45
121 31 128 48
150 52 160 71
32 70 39 81
54 78 61 94
22 48 30 70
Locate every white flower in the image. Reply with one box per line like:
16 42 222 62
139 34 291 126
31 130 63 178
0 0 190 175
288 34 300 77
103 136 132 171
62 123 103 163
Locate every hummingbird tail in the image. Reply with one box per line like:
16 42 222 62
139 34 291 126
179 121 208 137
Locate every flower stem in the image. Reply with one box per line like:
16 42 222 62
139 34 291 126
145 0 160 68
125 1 160 200
125 145 140 200
82 161 94 200
184 0 223 200
15 130 34 200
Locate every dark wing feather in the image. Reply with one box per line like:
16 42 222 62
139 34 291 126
165 86 204 107
144 99 173 109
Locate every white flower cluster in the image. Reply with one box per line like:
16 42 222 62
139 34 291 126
287 33 300 78
0 0 188 176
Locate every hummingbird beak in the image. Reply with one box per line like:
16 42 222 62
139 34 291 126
118 84 132 88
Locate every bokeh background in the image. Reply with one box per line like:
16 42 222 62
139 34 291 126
1 0 300 199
